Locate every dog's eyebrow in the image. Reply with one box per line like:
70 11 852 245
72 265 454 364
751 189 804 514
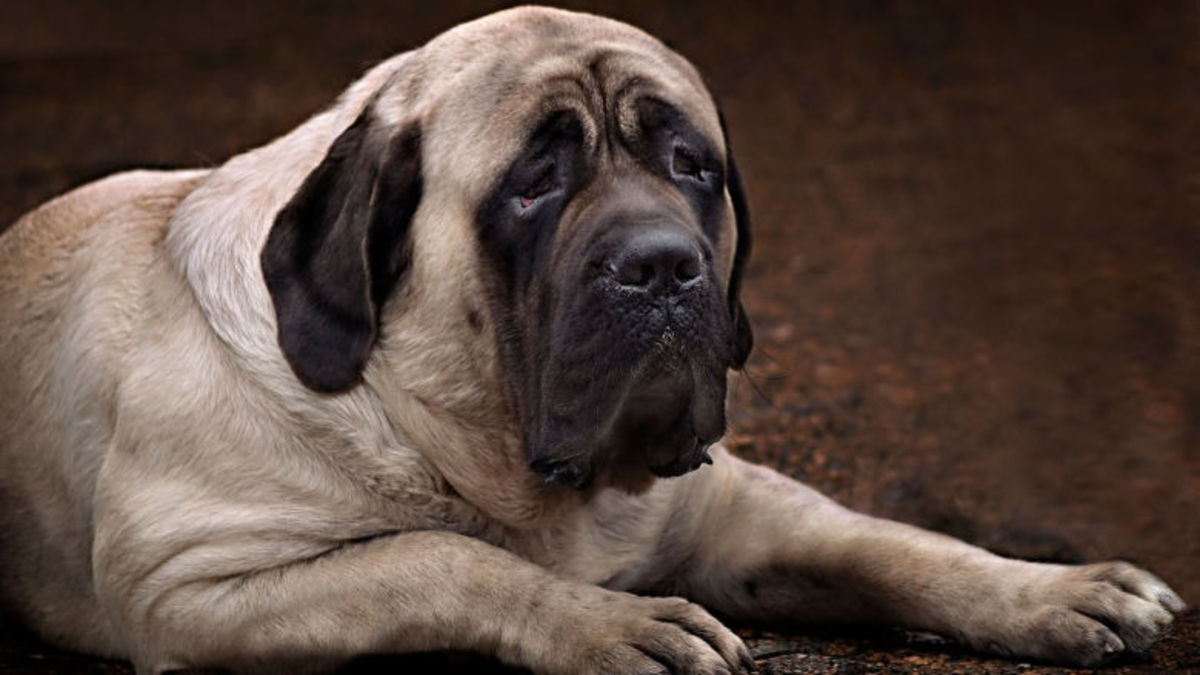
522 108 586 155
617 96 720 178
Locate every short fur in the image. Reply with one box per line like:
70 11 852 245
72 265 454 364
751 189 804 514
0 8 1183 674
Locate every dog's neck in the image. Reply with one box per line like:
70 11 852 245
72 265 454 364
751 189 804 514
364 345 587 529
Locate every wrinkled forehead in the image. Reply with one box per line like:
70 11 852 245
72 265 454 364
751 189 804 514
391 11 723 200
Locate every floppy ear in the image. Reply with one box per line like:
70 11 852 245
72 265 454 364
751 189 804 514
721 114 754 370
260 108 423 392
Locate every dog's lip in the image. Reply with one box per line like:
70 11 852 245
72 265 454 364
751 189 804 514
529 454 592 489
648 435 715 477
636 384 722 477
529 428 715 488
526 318 729 489
527 390 717 487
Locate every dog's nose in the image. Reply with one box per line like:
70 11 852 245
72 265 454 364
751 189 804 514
609 228 703 294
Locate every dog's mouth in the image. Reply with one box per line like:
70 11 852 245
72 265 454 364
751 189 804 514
611 346 723 478
527 327 729 490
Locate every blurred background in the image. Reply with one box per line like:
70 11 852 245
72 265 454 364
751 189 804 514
1 1 1196 672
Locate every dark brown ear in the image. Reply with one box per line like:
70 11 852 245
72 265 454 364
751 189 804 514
721 113 754 370
260 108 423 392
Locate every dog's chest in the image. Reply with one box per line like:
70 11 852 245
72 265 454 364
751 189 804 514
503 485 683 590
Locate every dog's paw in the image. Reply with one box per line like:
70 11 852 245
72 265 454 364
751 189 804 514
526 588 754 674
973 560 1185 666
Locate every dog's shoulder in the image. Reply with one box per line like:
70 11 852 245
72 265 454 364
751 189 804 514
1 169 208 338
4 169 206 252
1 169 206 293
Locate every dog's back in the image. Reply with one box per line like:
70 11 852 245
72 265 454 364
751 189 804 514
0 169 206 654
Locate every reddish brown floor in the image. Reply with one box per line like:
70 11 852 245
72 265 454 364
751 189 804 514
1 1 1196 672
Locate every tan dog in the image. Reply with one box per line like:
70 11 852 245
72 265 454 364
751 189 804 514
0 7 1184 674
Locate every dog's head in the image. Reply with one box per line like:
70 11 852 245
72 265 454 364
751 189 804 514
261 7 752 492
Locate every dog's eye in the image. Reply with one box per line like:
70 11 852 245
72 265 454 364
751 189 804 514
672 147 708 184
516 164 557 210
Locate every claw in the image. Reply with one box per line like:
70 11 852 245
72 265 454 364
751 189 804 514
739 645 758 673
1159 590 1187 613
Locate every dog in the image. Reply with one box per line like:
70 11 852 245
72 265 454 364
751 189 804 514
0 7 1184 673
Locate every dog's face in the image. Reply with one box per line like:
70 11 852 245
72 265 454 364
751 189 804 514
261 8 752 491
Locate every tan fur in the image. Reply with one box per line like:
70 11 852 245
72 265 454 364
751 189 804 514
0 7 1183 674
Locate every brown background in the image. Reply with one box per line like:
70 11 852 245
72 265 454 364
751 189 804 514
1 1 1196 672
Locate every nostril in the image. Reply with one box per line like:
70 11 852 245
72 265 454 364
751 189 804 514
675 254 701 284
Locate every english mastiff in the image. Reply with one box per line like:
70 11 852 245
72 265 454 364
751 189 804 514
0 7 1184 674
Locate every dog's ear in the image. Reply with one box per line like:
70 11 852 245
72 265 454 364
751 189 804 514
721 114 754 370
261 108 423 392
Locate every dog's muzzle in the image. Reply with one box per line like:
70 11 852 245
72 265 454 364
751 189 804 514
528 216 731 489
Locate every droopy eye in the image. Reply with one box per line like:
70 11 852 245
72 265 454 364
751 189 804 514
517 163 557 209
672 146 708 183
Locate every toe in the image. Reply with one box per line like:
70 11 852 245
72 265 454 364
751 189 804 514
1073 583 1171 652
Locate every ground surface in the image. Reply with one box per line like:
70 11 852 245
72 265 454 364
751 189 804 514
1 0 1196 672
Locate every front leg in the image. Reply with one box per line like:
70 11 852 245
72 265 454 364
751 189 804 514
98 529 753 674
680 449 1186 666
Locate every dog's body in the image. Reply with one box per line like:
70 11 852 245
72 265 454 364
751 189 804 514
0 8 1183 674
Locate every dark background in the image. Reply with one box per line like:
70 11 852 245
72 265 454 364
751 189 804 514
1 1 1196 672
